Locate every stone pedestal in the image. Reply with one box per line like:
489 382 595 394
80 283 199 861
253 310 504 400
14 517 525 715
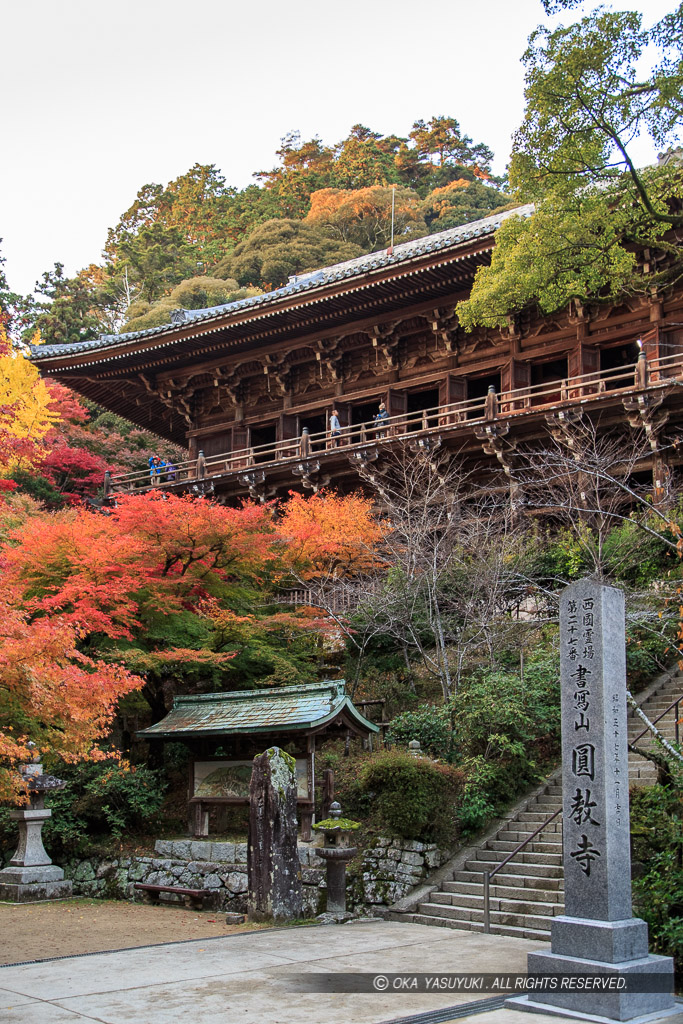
0 807 72 902
508 582 675 1022
318 846 357 915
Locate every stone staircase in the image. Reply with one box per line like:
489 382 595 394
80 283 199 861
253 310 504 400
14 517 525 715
396 669 682 939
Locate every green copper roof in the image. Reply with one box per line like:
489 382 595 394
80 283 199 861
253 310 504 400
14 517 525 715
138 680 379 739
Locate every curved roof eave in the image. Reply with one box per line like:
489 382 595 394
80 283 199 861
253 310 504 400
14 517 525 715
30 205 533 366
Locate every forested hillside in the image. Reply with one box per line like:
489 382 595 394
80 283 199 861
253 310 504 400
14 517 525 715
1 117 509 344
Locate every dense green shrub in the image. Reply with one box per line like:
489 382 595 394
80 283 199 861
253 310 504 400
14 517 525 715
386 704 453 759
37 759 167 856
448 654 561 831
631 781 683 979
356 750 463 844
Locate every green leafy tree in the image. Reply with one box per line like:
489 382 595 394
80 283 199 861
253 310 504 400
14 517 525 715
0 241 24 335
458 5 683 330
217 219 363 289
333 124 399 189
409 116 493 171
422 179 512 230
122 277 262 332
31 264 102 346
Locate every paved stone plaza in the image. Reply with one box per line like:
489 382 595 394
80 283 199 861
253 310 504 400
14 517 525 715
0 921 680 1024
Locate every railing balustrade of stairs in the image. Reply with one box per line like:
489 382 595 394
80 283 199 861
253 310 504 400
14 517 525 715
483 809 562 933
106 351 683 495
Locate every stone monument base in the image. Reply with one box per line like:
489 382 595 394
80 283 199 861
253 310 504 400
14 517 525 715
0 863 73 903
506 994 681 1024
506 922 675 1024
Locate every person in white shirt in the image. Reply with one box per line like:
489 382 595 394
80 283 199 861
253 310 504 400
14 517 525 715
329 409 341 447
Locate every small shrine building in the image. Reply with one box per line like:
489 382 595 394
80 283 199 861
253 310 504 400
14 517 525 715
138 681 378 840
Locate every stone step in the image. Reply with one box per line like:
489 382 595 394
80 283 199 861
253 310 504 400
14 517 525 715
416 901 554 933
469 848 562 866
515 810 564 823
496 826 563 843
448 871 563 893
439 880 564 903
407 912 553 940
485 839 562 855
429 890 565 916
463 859 563 879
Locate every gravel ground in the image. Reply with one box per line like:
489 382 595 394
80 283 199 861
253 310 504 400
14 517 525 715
0 898 269 965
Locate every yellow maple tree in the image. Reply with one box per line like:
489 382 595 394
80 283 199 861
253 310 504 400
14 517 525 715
0 326 60 473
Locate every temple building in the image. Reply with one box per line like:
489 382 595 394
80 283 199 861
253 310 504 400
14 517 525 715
31 206 683 503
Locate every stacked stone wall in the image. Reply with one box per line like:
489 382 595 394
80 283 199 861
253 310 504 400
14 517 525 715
349 838 450 909
56 836 450 915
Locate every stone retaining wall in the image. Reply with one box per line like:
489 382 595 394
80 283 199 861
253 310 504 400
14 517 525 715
59 836 449 915
349 838 450 909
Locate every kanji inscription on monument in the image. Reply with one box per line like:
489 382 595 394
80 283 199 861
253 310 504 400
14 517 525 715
508 580 675 1022
560 583 631 921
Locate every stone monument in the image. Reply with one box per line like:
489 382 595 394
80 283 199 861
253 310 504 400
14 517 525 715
510 581 675 1021
0 743 72 902
247 746 303 922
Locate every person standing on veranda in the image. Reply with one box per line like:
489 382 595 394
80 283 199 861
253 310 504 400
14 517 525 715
329 409 341 447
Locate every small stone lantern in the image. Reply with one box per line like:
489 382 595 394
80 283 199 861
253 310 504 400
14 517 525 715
0 743 73 902
313 801 360 917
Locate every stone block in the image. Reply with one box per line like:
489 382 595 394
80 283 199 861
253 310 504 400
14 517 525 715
189 841 212 861
523 949 675 1020
73 860 95 882
551 916 649 964
234 842 248 863
0 879 72 902
210 842 235 863
128 861 146 882
203 873 222 889
424 850 441 869
301 867 324 885
375 838 391 848
400 851 424 867
171 840 192 860
95 860 117 878
223 871 248 894
402 840 427 853
151 858 173 871
153 840 174 857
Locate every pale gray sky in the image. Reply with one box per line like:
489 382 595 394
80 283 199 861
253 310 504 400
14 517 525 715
0 0 671 295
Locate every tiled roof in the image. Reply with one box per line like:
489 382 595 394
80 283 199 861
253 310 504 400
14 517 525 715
138 681 379 738
32 205 533 361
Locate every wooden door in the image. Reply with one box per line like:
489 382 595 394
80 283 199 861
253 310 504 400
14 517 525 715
279 413 299 459
231 425 249 469
439 373 466 423
386 388 407 434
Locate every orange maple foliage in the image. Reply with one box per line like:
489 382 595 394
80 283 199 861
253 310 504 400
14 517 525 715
0 599 141 800
305 186 425 249
275 490 385 579
2 491 277 639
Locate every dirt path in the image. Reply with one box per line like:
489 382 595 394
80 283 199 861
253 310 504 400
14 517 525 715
0 898 269 965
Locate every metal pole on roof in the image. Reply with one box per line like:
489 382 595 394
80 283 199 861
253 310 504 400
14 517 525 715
389 185 396 255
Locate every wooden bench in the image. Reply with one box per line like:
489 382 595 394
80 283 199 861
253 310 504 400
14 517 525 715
134 882 214 910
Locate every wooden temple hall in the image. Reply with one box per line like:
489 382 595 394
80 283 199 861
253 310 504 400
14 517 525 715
31 205 683 502
137 682 379 839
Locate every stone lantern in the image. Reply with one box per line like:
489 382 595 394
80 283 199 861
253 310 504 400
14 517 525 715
0 743 73 902
313 801 359 917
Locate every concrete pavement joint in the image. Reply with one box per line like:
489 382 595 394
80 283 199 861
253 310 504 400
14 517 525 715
380 995 508 1024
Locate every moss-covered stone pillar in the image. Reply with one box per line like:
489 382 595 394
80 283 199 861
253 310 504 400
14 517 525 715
247 746 303 922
